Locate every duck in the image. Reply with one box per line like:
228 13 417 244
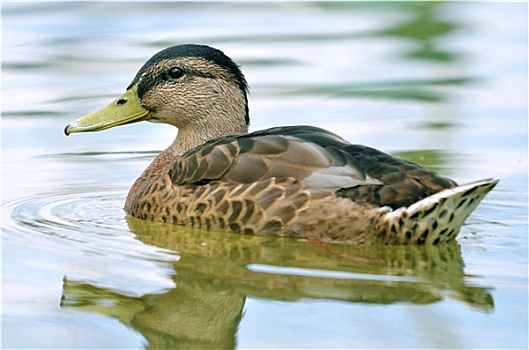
65 44 498 245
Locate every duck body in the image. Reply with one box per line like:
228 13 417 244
65 44 498 244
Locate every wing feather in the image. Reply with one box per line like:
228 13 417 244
168 125 457 209
169 126 377 191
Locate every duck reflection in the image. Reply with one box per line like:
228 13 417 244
61 216 493 348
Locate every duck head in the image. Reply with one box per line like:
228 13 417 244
65 44 250 152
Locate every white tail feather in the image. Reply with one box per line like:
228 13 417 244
384 179 498 244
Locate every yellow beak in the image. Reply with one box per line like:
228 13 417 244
64 84 150 135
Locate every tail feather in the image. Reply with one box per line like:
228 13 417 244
384 179 498 244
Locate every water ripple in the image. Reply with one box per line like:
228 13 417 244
3 186 179 296
0 186 170 266
6 187 127 237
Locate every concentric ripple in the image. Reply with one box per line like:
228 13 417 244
5 187 127 237
3 184 179 295
1 185 168 263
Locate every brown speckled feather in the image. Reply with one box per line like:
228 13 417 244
128 175 329 236
169 125 456 209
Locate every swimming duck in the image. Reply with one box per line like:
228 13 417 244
65 44 497 244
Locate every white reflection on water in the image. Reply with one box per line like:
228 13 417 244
247 264 423 282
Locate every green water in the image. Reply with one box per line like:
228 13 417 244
2 2 527 349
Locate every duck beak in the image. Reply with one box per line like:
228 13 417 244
64 84 150 135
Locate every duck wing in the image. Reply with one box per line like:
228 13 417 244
169 125 380 190
336 144 457 208
169 125 457 209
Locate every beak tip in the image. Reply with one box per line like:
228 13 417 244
63 85 145 136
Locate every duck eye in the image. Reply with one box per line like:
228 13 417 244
167 67 185 79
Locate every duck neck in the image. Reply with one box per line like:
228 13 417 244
167 79 250 155
167 118 249 156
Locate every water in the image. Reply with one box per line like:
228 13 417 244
2 2 527 348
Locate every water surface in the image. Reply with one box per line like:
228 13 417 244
2 2 528 349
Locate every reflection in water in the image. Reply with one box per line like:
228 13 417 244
62 217 493 349
376 2 458 62
256 2 464 104
276 77 472 103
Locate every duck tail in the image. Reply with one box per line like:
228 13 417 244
383 179 498 244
